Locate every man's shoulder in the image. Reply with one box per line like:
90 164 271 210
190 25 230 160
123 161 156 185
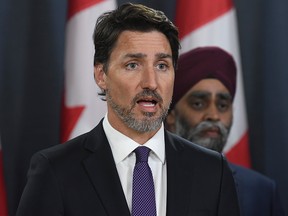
34 123 104 163
229 163 276 187
228 164 286 215
42 132 89 155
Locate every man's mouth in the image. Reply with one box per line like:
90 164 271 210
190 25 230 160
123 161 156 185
201 127 221 138
137 98 158 111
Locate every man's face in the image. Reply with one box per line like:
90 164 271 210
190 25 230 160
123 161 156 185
95 30 174 135
167 79 233 152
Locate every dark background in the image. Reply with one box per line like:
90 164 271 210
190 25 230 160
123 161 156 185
0 0 288 215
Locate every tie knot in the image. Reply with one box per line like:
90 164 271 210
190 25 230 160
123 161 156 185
134 146 150 163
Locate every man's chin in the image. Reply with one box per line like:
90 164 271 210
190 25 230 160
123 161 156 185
141 111 156 118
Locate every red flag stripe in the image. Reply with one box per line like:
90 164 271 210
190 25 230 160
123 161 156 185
175 0 233 39
68 0 105 20
60 95 85 142
226 131 251 167
0 151 8 215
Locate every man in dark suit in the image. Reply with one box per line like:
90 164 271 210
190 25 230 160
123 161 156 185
16 4 240 216
165 46 286 216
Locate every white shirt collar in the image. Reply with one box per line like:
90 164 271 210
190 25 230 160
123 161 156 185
103 114 165 164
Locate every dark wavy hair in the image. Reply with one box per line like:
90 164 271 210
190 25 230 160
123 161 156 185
92 3 180 99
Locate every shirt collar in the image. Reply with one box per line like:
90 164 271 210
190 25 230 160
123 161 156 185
103 114 165 164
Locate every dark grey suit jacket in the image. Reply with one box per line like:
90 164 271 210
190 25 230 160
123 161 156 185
17 121 240 216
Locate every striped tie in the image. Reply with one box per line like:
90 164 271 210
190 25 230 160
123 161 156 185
131 146 157 216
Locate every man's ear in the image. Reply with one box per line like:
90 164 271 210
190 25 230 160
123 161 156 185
94 64 107 90
165 110 176 132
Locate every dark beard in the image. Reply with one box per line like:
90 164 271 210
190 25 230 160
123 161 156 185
174 115 230 153
107 89 169 133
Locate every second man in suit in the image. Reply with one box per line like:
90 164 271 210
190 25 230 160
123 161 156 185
166 46 285 216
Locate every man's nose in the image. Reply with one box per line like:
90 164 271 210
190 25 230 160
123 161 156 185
204 105 220 121
140 67 157 90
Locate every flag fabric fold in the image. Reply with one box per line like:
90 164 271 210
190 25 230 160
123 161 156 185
175 0 251 167
61 0 116 142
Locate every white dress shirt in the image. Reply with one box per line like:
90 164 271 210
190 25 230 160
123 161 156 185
103 115 167 216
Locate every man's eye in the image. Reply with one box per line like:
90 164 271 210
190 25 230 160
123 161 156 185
191 101 205 110
218 102 230 111
126 62 138 70
156 63 168 71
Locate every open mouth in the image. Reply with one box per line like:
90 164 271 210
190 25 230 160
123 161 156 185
136 97 158 111
137 98 157 106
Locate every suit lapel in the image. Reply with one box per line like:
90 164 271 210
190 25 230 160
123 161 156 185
81 124 196 216
165 132 194 216
82 122 130 216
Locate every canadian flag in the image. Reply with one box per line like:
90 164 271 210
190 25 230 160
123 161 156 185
61 0 116 142
175 0 251 167
0 141 8 216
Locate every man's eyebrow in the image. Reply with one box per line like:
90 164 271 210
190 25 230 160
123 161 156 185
124 53 147 59
188 91 211 99
155 53 172 59
217 92 232 101
123 53 172 60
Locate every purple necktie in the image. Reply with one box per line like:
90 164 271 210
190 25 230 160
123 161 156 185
131 146 157 216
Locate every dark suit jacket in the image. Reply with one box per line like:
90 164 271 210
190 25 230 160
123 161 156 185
229 163 286 216
17 121 240 216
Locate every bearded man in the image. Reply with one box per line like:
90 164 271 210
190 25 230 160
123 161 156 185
166 46 285 216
